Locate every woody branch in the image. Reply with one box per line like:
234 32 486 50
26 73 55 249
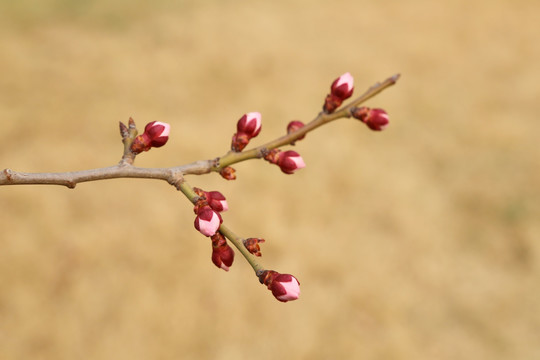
0 74 399 188
0 73 400 302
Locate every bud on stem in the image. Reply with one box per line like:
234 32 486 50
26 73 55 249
259 270 300 302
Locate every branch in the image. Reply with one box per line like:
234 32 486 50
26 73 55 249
0 74 399 188
0 161 214 188
1 72 400 302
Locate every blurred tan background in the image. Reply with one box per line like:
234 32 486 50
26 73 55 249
1 0 539 359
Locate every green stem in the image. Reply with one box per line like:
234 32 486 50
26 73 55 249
178 179 199 203
219 224 265 275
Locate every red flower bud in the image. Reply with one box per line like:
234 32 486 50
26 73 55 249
330 72 354 100
323 73 354 113
205 191 228 212
210 233 235 271
286 120 306 143
194 206 223 237
231 112 262 152
130 121 171 154
276 150 306 174
193 188 228 213
352 107 389 131
259 270 300 303
236 112 262 137
244 238 265 257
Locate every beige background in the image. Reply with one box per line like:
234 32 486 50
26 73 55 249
1 0 539 359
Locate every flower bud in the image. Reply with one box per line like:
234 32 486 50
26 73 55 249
259 270 300 302
276 150 306 174
244 238 265 257
210 233 235 271
237 112 262 137
206 191 228 212
193 188 228 212
130 121 171 154
194 206 223 237
231 112 262 152
323 73 354 113
219 166 236 180
330 72 354 100
286 120 306 143
352 107 389 131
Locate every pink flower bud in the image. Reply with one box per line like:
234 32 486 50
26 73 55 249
286 120 306 142
277 150 306 174
330 72 354 100
352 107 389 131
130 121 171 154
211 233 235 271
194 206 223 237
236 112 262 138
259 270 300 303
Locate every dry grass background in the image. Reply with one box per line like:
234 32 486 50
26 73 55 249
1 0 539 359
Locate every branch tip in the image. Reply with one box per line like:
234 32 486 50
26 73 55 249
389 73 401 84
119 121 129 139
128 117 136 129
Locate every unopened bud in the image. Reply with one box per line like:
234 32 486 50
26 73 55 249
194 206 223 237
194 188 228 212
237 112 262 137
210 233 235 271
244 238 265 257
330 72 354 100
219 166 236 180
276 150 306 174
352 107 389 131
259 270 300 303
231 112 262 151
286 120 306 143
323 72 354 113
130 121 171 154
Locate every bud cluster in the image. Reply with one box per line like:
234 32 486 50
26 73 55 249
121 73 395 303
193 189 228 237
